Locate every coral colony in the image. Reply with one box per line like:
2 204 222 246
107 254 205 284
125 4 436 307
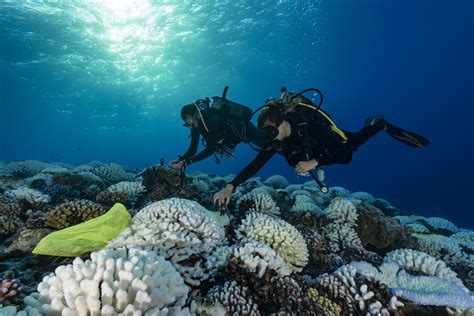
0 160 473 315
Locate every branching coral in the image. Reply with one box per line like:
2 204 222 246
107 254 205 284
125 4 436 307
325 197 358 225
96 190 131 209
306 288 342 316
237 212 308 272
0 279 24 306
43 200 105 229
108 198 227 285
236 188 280 215
91 163 126 183
0 194 21 217
384 249 463 285
334 264 404 314
23 247 190 314
423 217 459 233
192 281 260 315
3 160 56 177
141 166 182 201
0 215 22 236
232 239 291 278
5 187 50 205
316 273 356 313
348 261 474 309
107 181 146 206
324 222 363 252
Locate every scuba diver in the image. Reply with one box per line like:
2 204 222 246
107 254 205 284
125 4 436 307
213 87 431 206
170 86 267 170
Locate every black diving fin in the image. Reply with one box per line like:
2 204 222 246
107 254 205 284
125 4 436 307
384 121 431 148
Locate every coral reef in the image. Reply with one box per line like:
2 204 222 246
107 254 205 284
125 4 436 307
43 199 105 229
0 160 472 315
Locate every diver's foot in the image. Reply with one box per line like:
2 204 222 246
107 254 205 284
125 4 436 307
364 115 386 129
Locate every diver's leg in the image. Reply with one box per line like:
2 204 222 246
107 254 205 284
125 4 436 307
348 116 386 149
351 116 431 148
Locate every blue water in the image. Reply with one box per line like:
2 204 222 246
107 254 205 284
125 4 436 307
1 0 473 227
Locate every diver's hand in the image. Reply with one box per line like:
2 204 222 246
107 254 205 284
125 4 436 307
213 184 234 206
169 160 185 170
295 159 319 175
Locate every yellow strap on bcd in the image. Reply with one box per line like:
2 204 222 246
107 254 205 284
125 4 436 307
297 102 348 142
32 203 131 257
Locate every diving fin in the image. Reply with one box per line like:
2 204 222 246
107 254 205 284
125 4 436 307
384 121 431 148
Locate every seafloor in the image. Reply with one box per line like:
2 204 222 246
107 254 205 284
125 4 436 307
0 160 472 315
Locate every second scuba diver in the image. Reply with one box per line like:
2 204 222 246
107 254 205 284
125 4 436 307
214 88 431 206
170 87 267 170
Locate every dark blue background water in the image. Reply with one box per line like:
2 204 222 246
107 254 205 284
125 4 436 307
1 1 473 227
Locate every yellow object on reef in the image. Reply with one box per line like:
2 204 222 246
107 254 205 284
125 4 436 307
32 203 131 257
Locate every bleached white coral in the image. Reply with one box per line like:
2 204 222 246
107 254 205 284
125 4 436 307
349 191 375 202
328 186 350 198
40 166 70 174
25 173 53 186
335 265 402 314
236 212 308 272
5 187 50 204
451 230 474 243
107 181 146 205
384 249 463 285
91 163 126 183
236 188 280 215
290 195 324 216
324 198 358 225
414 234 473 269
285 184 303 193
192 178 210 193
424 217 459 233
3 160 56 177
393 215 426 225
324 222 363 252
406 223 430 234
264 175 288 189
349 261 474 309
233 240 291 278
23 247 190 315
108 198 227 285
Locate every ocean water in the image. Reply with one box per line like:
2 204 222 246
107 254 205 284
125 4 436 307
1 0 473 227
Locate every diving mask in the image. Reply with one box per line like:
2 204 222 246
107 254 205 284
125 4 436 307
261 125 280 140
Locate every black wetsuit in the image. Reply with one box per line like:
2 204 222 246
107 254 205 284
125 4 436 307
229 110 385 188
180 108 266 164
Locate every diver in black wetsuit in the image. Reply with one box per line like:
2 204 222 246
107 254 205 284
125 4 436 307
213 97 431 206
170 98 266 169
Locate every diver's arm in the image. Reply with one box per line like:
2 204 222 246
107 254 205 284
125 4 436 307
186 146 215 164
180 129 200 160
228 149 275 188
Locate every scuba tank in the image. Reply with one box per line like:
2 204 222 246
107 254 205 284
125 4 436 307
211 86 253 122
